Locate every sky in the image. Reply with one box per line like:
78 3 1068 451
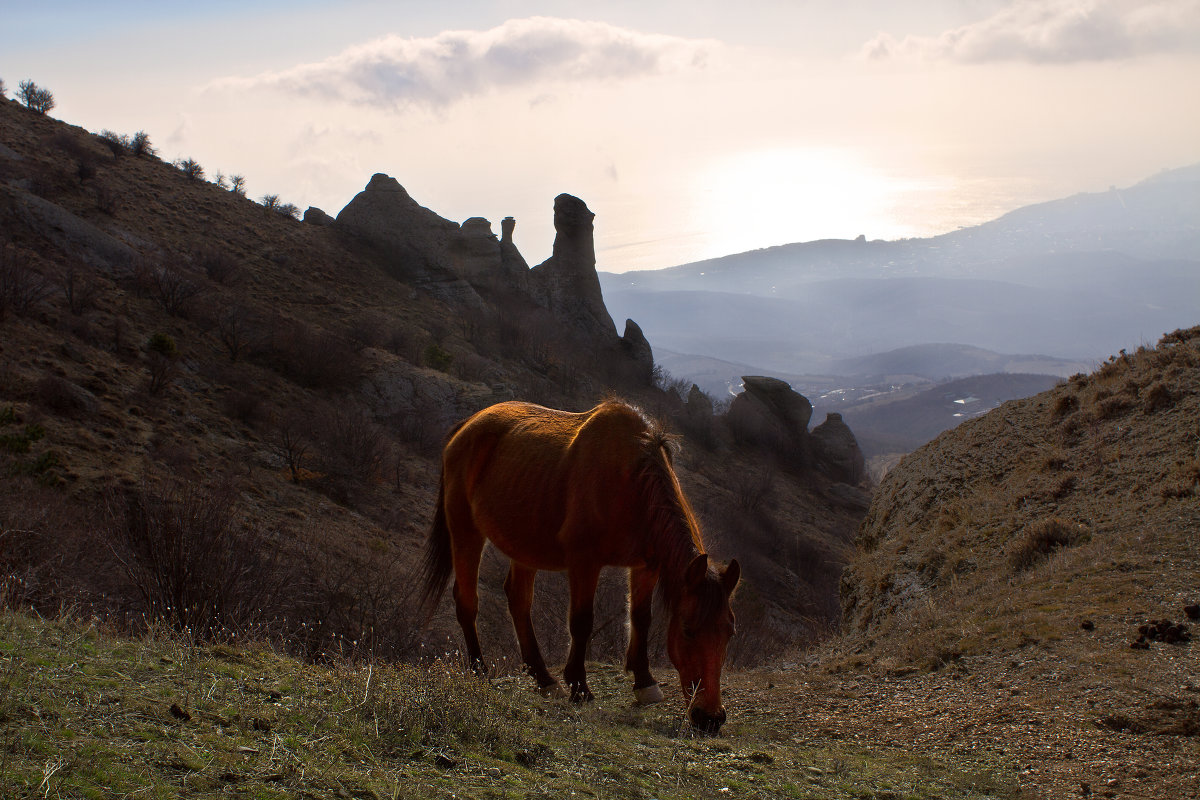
3 0 1199 272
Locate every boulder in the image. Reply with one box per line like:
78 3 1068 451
335 174 481 307
726 376 813 457
620 319 654 384
810 412 866 485
302 206 334 226
529 194 616 341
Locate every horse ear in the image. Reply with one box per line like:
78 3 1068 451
721 559 741 597
685 554 709 587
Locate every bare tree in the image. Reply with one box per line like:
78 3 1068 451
174 158 204 181
17 80 54 114
229 175 246 196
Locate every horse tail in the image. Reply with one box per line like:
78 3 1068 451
418 417 469 616
418 471 453 616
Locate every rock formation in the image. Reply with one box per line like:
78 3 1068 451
450 217 528 294
620 319 654 383
528 194 617 341
303 206 334 226
334 174 481 307
810 412 866 485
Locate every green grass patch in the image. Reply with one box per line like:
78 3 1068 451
0 610 1017 799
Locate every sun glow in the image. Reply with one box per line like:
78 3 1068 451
691 148 923 256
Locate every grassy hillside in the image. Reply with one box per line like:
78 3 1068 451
0 610 1017 799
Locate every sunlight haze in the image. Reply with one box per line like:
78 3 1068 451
4 0 1198 272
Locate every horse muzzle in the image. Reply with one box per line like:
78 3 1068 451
689 705 726 735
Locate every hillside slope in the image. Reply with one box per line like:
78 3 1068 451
823 326 1200 796
0 96 864 666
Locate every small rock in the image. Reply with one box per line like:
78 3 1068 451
169 703 191 721
1081 620 1095 631
1185 604 1199 620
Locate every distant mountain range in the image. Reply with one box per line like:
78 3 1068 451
600 164 1200 378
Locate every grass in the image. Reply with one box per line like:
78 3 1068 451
0 610 1018 799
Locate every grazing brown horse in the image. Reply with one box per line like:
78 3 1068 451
420 400 740 733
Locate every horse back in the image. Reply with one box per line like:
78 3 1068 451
441 400 656 569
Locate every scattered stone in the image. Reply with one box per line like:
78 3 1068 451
1185 604 1199 620
1132 618 1190 647
1081 620 1095 631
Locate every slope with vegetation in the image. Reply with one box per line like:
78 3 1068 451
0 87 863 670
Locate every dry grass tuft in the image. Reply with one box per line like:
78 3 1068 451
1007 517 1088 572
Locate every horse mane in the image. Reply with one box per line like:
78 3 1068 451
633 412 707 611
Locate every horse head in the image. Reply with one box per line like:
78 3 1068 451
666 554 740 734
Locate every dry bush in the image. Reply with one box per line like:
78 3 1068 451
34 375 96 418
312 404 390 505
1051 393 1078 418
730 465 775 513
105 480 282 639
1093 394 1134 420
173 158 204 181
192 246 243 286
0 242 50 321
212 304 258 362
144 333 179 396
1142 381 1176 414
272 410 311 483
93 182 122 216
265 320 362 390
1007 517 1088 572
55 259 101 316
150 263 205 317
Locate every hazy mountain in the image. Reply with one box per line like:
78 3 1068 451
600 164 1200 377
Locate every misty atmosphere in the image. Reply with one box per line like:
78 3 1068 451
604 164 1200 460
2 2 1199 798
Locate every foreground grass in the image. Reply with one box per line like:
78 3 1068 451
0 611 1017 799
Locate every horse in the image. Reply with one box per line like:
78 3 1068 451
419 399 740 734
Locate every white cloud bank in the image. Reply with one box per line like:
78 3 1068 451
213 17 718 110
862 0 1200 63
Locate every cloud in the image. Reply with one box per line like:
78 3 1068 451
214 17 718 110
861 0 1200 63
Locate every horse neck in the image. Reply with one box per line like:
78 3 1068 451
640 461 703 603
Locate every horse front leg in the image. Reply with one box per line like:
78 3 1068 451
563 565 601 703
625 566 664 704
504 563 560 695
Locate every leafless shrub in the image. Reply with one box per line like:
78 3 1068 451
93 182 122 216
144 333 179 396
260 194 281 211
276 203 300 220
192 245 243 286
730 466 775 512
105 479 281 639
313 404 389 504
229 175 246 196
266 320 361 390
1008 517 1087 572
129 131 155 157
173 158 204 181
213 304 257 362
55 260 100 316
272 410 312 483
17 80 54 114
0 242 51 321
150 264 204 316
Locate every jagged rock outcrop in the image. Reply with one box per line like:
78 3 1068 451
620 319 654 383
810 412 866 485
529 194 617 341
726 376 814 460
303 206 334 226
499 216 530 287
450 217 529 294
687 384 714 418
335 174 481 307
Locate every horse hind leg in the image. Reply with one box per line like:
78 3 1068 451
504 563 562 696
563 565 601 703
448 519 486 675
626 566 664 705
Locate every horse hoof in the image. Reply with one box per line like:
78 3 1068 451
538 683 568 699
634 683 664 705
